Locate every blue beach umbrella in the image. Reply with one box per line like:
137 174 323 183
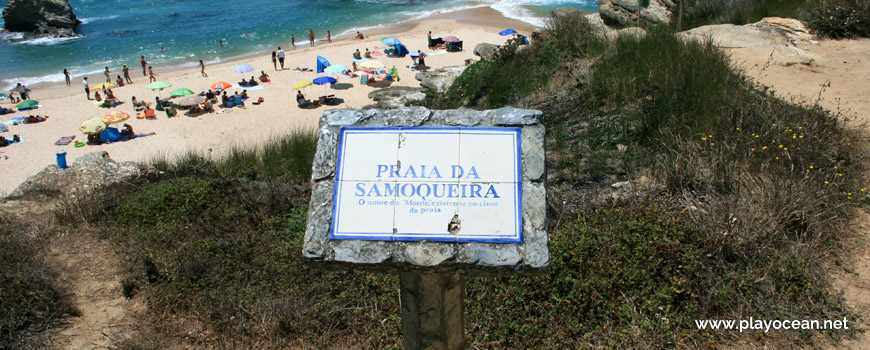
316 56 331 73
313 76 337 95
312 76 337 85
323 64 348 74
499 29 517 36
381 37 401 46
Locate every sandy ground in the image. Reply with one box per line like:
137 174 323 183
726 38 870 350
0 7 535 195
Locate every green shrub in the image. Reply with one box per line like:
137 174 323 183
677 0 809 30
804 0 870 38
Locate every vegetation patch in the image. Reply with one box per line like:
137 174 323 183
0 219 77 349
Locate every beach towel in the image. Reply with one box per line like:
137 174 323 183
5 136 21 146
428 50 448 56
371 51 384 56
4 117 24 125
236 85 264 91
0 124 7 133
55 135 75 146
352 57 369 62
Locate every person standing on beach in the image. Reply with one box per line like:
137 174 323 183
326 31 332 43
291 34 296 49
104 67 111 83
417 50 427 71
199 60 208 77
83 77 90 100
277 47 285 70
123 65 133 84
63 69 71 86
271 51 277 71
308 29 315 47
148 66 156 83
140 56 147 76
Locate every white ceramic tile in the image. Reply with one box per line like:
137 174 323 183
331 180 397 240
393 191 461 241
395 128 461 183
458 128 521 184
336 129 400 182
455 182 521 242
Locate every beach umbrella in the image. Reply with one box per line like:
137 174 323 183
16 99 38 109
233 64 254 79
293 80 313 90
91 83 116 91
313 76 337 95
147 81 172 90
147 81 172 97
79 117 107 135
323 64 348 74
359 60 385 70
233 64 254 73
100 110 129 124
211 81 232 91
177 95 205 107
381 37 401 46
170 88 195 96
442 36 460 43
499 29 518 36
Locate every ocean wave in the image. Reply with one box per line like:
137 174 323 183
334 3 490 38
79 15 120 24
0 32 25 42
488 0 598 27
17 35 82 46
1 67 105 91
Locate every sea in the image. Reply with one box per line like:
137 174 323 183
0 0 597 91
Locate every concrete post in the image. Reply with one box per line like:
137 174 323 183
399 271 466 350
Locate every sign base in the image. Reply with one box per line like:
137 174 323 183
400 271 466 350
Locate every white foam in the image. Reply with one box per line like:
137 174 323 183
334 3 491 38
17 35 82 46
79 15 120 25
488 0 598 28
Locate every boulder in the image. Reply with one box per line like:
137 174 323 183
598 0 675 28
473 43 500 60
552 7 592 21
679 18 819 65
2 0 80 37
9 151 160 198
414 65 467 94
367 86 426 109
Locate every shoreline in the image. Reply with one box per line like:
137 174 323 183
15 6 540 94
0 6 540 195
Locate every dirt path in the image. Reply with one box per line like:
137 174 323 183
0 197 142 350
726 37 870 348
44 225 142 350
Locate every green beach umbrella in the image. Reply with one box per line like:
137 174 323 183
147 81 172 90
170 88 195 96
16 99 38 109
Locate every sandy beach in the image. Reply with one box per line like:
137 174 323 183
0 7 536 195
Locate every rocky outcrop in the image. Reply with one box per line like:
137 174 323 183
598 0 675 28
679 17 818 65
415 65 466 94
9 151 160 198
552 7 593 21
473 43 499 60
367 86 426 109
2 0 81 37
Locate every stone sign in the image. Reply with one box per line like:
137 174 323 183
331 127 522 243
303 107 549 350
304 107 549 273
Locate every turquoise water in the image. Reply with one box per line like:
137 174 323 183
0 0 598 91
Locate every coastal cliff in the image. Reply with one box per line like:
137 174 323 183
2 0 80 37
